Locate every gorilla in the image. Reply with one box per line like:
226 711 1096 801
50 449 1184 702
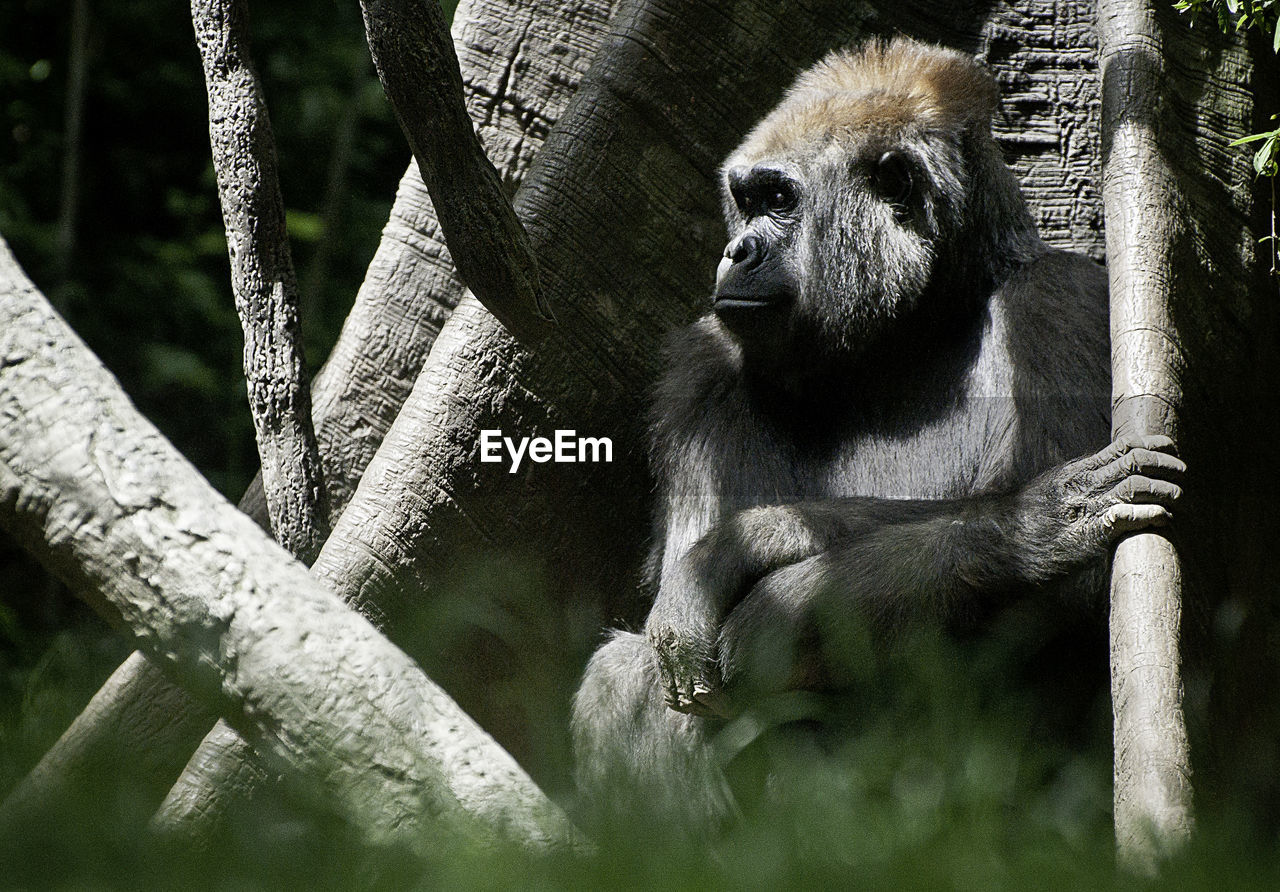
572 38 1183 833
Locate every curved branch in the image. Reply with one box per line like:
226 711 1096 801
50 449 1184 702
361 0 549 338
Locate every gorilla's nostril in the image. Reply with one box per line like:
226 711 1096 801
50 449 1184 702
728 233 765 268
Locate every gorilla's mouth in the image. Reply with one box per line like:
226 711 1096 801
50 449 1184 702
713 291 792 335
713 288 792 311
713 296 779 311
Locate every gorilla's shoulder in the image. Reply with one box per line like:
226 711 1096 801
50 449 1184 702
999 247 1110 400
1003 248 1107 315
661 315 742 386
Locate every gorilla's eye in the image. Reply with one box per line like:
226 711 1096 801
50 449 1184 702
728 167 798 218
763 182 797 214
873 151 914 211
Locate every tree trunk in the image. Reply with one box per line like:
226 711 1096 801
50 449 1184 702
0 239 577 854
1097 0 1275 871
1097 0 1192 867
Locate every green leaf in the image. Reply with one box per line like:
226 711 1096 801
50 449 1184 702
1229 132 1272 145
1255 137 1279 176
1225 0 1239 13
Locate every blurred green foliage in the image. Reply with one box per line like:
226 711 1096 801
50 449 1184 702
4 606 1280 889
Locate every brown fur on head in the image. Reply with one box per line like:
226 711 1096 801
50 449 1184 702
732 38 998 161
711 37 1036 376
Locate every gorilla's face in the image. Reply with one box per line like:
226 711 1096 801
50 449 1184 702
711 163 801 338
715 125 969 371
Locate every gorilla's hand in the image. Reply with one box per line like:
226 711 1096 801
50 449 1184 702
646 541 747 718
646 505 839 717
1026 434 1185 569
646 600 727 718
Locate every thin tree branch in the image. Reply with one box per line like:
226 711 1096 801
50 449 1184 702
0 238 579 854
151 0 340 837
300 66 365 334
193 0 329 563
150 720 271 845
360 0 550 338
0 651 216 840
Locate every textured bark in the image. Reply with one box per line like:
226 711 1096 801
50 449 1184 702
361 0 549 334
193 0 328 563
1097 0 1272 871
16 0 618 829
978 5 1106 260
0 239 576 853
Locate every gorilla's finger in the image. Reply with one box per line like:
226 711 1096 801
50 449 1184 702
1110 476 1182 506
1105 503 1172 536
1103 448 1186 482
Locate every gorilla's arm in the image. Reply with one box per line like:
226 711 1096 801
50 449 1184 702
648 435 1183 715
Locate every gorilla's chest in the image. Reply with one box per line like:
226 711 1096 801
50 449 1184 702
810 396 1019 499
787 308 1017 501
713 384 1019 512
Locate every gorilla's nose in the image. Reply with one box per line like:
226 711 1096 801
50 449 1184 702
726 233 765 269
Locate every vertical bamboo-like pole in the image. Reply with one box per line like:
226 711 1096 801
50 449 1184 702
1096 0 1193 872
